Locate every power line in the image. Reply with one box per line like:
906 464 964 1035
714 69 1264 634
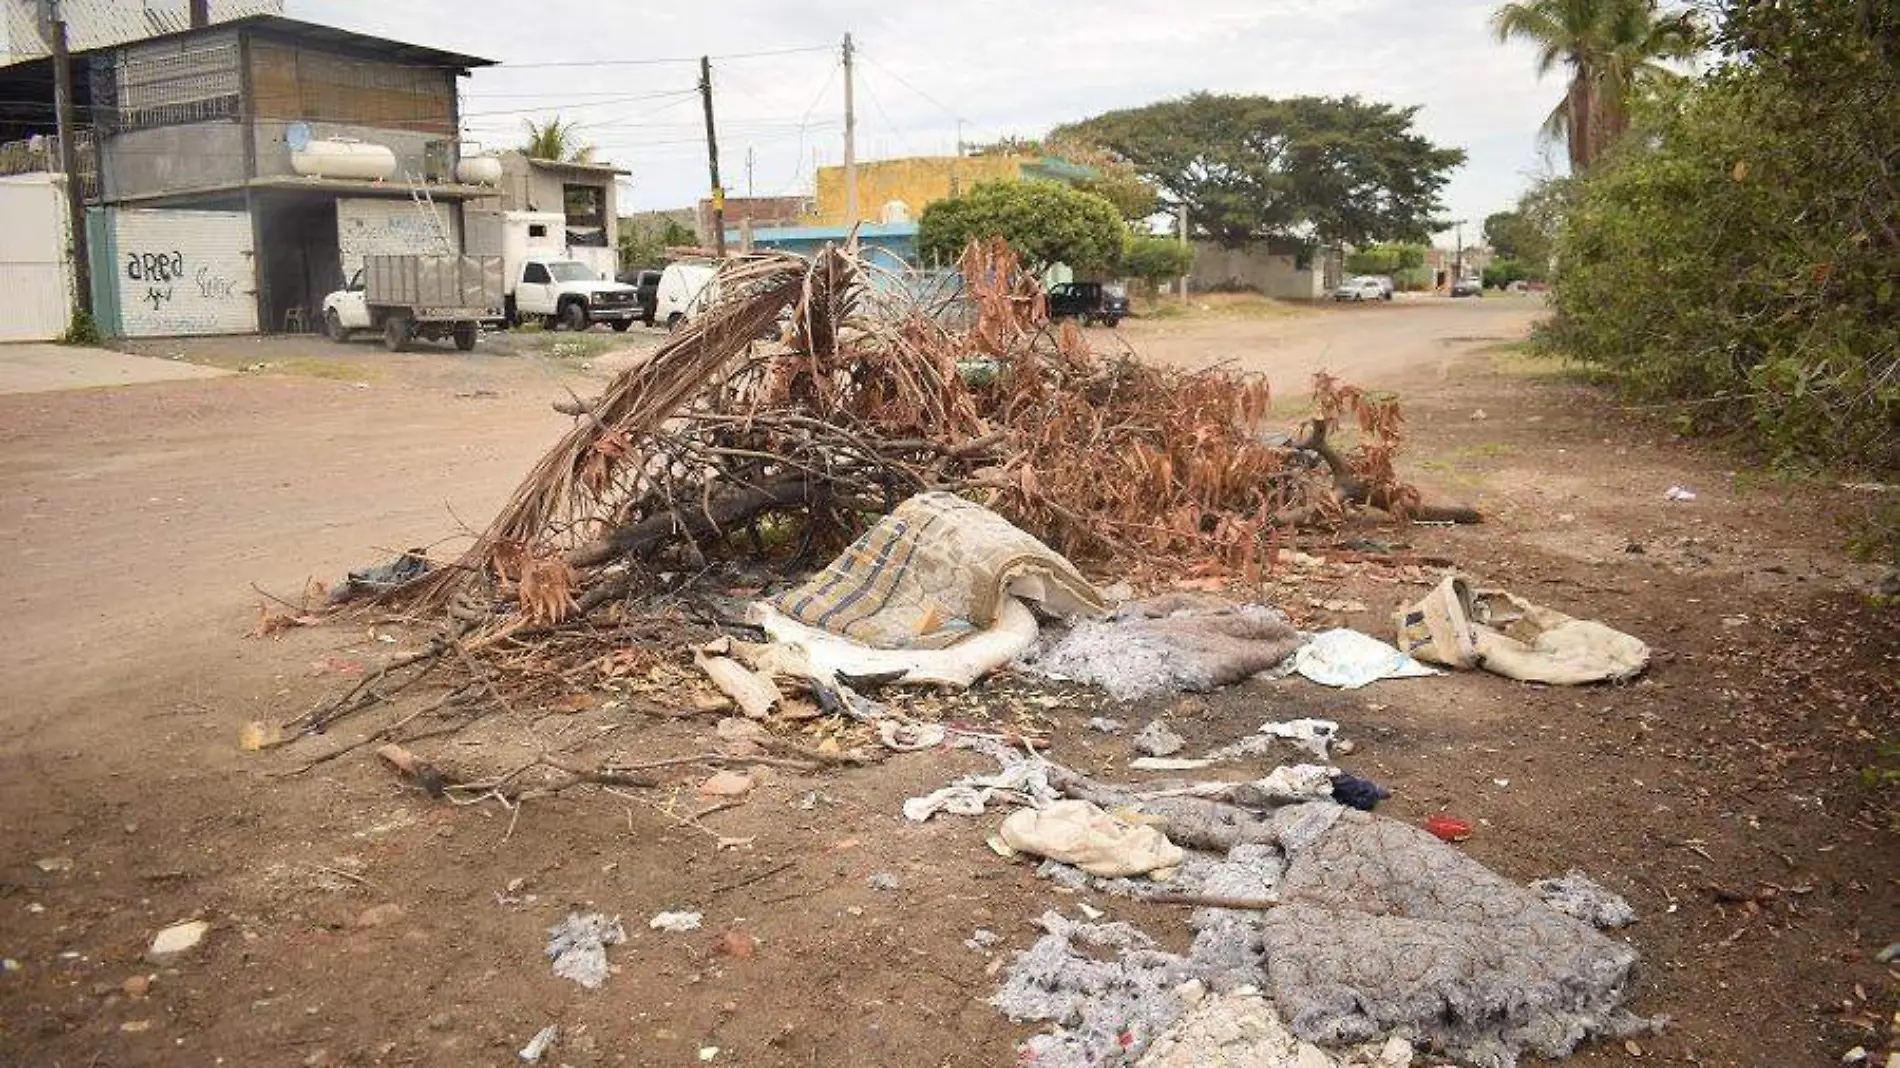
461 88 698 119
855 49 964 127
854 66 916 158
499 44 833 71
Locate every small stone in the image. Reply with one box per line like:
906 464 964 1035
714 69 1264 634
354 904 406 928
1175 978 1206 1007
123 975 152 999
716 931 757 959
34 857 72 873
1334 738 1357 755
698 1046 720 1061
1131 720 1185 758
1625 1039 1643 1057
697 771 754 798
865 872 901 892
303 1048 330 1067
1840 1047 1866 1064
1085 717 1124 735
146 920 210 964
120 1019 154 1033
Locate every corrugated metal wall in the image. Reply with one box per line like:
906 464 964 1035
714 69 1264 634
1 0 282 64
0 173 73 341
337 197 456 277
108 207 257 335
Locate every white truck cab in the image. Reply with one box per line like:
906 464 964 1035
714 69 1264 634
508 257 640 332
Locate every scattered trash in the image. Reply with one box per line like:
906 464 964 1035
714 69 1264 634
697 1047 720 1062
1394 574 1650 685
32 857 71 874
1141 989 1414 1068
1253 764 1338 802
1259 718 1340 760
1129 757 1214 772
1330 773 1390 811
1423 815 1473 843
866 872 902 892
1075 902 1105 921
997 800 1184 878
545 912 626 989
1533 871 1637 929
693 640 783 719
876 720 945 752
1086 717 1125 734
146 919 210 964
1876 943 1900 964
647 911 703 933
1664 485 1697 502
518 1024 559 1063
966 928 1002 951
1293 629 1439 689
1026 595 1303 701
1131 720 1187 758
903 751 1056 822
328 549 433 605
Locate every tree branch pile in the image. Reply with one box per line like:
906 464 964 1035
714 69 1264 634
391 238 1467 639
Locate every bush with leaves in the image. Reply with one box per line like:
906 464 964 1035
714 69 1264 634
917 180 1124 273
1121 233 1193 295
1540 0 1899 471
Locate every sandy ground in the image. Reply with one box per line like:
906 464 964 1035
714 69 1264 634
0 344 228 395
0 301 1892 1067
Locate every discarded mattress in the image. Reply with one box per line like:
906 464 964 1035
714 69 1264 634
1395 574 1649 685
752 596 1039 689
993 803 1652 1068
1024 593 1305 701
767 491 1105 649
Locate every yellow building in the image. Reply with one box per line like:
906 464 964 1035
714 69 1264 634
806 154 1095 227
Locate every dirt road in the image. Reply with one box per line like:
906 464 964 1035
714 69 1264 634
0 302 1891 1068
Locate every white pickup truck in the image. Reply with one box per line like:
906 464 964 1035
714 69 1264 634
507 257 641 332
322 254 505 351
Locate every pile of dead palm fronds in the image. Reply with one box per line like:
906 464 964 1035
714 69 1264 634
388 238 1460 640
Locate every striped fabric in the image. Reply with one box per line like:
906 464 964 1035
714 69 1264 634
773 492 1106 650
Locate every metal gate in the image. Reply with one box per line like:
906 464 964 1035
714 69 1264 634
108 208 257 336
0 174 74 342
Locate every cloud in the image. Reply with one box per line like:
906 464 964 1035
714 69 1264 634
294 0 1567 240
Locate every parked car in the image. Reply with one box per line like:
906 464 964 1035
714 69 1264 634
1365 275 1396 299
653 263 717 329
1333 276 1386 302
1046 282 1129 327
1450 277 1484 298
615 268 663 325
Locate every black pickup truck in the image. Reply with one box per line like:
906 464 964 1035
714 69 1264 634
1046 282 1130 327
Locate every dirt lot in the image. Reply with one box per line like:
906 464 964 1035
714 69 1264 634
1 301 1893 1068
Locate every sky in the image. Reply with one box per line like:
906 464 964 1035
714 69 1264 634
292 0 1568 246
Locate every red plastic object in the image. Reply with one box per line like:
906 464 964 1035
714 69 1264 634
1424 814 1472 842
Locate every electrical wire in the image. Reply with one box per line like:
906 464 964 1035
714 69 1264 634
499 44 833 71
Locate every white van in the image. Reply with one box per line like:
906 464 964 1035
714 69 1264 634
653 263 716 329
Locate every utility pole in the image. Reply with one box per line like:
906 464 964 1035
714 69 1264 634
955 118 965 157
745 146 754 198
698 55 725 257
43 0 91 319
1177 204 1190 302
841 33 858 225
1452 219 1467 283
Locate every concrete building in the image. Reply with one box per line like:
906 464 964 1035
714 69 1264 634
0 14 496 337
468 150 628 254
805 154 1094 228
1189 238 1340 300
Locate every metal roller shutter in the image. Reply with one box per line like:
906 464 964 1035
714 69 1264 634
0 175 73 342
111 208 257 336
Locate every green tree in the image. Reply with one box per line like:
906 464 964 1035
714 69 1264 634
1344 243 1426 275
1121 233 1194 293
917 181 1125 272
963 134 1158 221
1491 0 1699 172
1482 210 1553 266
521 116 595 164
1052 94 1464 249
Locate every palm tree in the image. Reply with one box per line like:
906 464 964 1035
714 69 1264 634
1492 0 1698 171
520 116 596 164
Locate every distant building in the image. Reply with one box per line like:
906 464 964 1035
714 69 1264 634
805 153 1093 228
1425 245 1493 287
1189 238 1340 300
696 195 811 246
468 151 629 253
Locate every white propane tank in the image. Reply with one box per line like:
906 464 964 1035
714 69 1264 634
291 138 398 181
454 154 503 185
880 198 911 224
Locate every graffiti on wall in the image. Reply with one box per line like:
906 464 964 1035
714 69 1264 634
113 209 257 336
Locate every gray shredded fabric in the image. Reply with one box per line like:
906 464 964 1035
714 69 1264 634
1022 594 1304 701
1132 720 1186 757
1532 871 1638 929
545 912 625 989
995 804 1652 1068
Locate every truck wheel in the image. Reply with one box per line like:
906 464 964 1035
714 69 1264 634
666 313 684 332
561 301 588 332
610 319 632 332
503 296 517 327
452 322 478 351
1103 316 1122 328
325 309 351 343
383 316 411 352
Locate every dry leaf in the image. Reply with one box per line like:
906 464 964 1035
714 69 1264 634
239 720 287 751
